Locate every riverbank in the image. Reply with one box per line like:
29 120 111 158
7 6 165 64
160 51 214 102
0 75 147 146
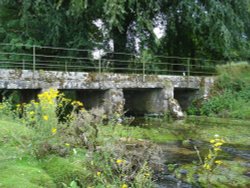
0 116 249 187
188 62 250 120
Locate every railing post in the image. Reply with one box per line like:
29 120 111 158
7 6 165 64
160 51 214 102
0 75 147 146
33 45 36 72
22 60 25 70
65 62 68 72
187 58 190 86
142 60 145 82
187 58 190 77
98 57 102 82
98 57 101 74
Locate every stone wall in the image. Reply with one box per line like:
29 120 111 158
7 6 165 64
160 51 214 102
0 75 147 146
0 69 215 116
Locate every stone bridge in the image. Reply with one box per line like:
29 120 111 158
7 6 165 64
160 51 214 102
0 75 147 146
0 69 215 117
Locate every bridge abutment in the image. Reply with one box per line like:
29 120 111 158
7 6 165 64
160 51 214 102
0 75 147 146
103 89 125 116
123 88 171 116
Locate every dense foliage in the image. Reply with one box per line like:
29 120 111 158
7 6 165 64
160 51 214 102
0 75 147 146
188 63 250 119
0 0 250 61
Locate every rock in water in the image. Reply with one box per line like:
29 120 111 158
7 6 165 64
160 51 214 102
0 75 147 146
168 98 185 119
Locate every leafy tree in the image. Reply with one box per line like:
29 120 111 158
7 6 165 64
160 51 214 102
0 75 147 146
157 0 250 60
0 0 250 67
0 0 99 49
103 0 160 53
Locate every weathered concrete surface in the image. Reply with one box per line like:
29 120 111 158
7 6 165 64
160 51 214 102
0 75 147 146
0 69 215 116
123 88 171 115
174 88 199 111
0 69 213 90
103 89 125 116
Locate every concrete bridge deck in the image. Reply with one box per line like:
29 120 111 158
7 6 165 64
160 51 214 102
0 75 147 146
0 69 215 117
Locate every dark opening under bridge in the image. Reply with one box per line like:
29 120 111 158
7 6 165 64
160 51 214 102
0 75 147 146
0 43 217 117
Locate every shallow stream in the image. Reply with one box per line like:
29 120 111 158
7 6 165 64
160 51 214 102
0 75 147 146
131 117 250 188
155 142 250 187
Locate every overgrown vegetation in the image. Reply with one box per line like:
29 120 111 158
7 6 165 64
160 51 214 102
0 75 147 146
0 89 157 188
188 63 250 119
1 87 250 187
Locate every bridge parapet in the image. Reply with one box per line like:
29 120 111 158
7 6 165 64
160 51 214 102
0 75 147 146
0 69 213 89
0 69 215 117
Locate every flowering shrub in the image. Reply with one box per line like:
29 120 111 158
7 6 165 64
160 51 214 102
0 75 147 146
175 134 226 187
13 88 86 158
0 88 155 187
190 134 225 186
203 134 225 171
87 150 154 188
22 89 59 128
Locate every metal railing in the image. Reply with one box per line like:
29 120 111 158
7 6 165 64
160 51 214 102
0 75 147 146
0 43 223 76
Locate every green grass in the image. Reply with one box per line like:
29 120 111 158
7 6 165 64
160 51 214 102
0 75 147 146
187 116 250 145
100 117 250 146
42 156 91 187
0 120 33 163
99 123 177 143
0 120 54 188
197 122 250 145
0 116 249 187
0 119 91 188
0 120 33 146
189 62 250 120
0 158 55 188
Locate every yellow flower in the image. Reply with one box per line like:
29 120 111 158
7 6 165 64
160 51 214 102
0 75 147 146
71 101 83 107
121 184 128 188
29 111 35 115
215 160 223 165
214 147 221 152
207 153 212 159
43 115 49 121
116 159 124 165
203 164 211 170
214 142 223 147
65 143 70 147
210 139 215 144
51 128 57 135
96 171 101 176
38 88 59 105
144 173 150 177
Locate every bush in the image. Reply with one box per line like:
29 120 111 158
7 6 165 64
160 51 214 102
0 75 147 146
188 63 250 119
